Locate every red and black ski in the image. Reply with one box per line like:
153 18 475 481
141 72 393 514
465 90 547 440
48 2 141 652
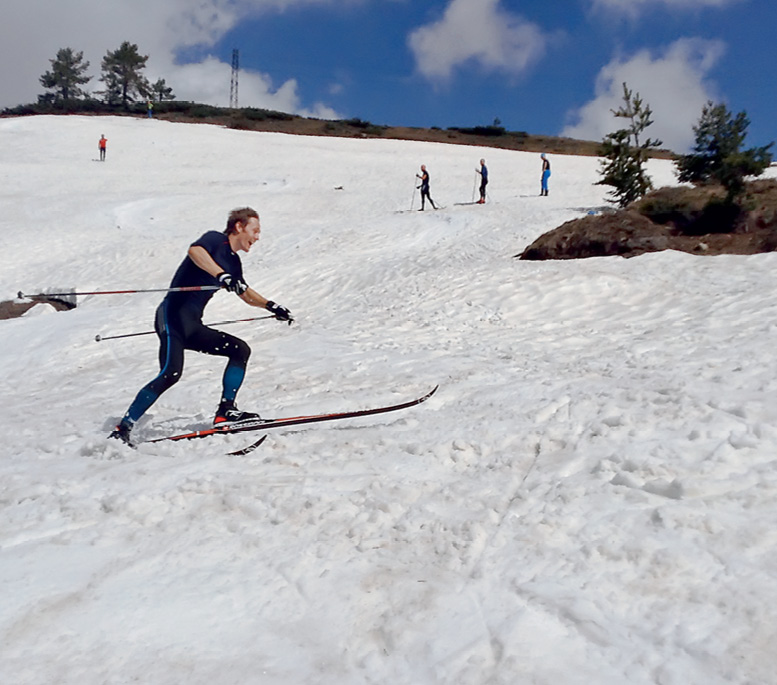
146 386 438 449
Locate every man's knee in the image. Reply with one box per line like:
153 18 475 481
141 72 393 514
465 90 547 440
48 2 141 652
238 339 251 363
152 368 182 395
226 337 251 364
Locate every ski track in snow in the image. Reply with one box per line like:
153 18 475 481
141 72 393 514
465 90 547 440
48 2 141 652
1 115 777 684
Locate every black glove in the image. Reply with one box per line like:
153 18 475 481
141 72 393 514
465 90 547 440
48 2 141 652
218 272 248 295
266 300 294 324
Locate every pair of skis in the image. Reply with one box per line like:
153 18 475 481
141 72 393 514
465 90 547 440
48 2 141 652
144 385 438 455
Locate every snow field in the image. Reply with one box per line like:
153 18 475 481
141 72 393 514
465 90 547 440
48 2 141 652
1 115 777 683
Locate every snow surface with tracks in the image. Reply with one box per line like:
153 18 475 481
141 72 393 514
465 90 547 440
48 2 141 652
1 115 777 684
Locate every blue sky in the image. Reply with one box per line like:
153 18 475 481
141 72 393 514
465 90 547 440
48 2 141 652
1 0 774 151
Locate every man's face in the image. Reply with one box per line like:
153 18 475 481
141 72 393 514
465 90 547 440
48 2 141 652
235 217 261 253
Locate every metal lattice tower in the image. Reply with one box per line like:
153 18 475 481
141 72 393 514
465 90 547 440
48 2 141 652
229 49 239 109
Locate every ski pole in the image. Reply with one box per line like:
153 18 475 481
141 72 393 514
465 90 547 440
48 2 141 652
95 315 276 342
410 180 418 211
472 172 478 203
19 285 221 300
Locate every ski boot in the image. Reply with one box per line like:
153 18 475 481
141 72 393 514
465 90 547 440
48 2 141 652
214 400 262 426
108 421 134 447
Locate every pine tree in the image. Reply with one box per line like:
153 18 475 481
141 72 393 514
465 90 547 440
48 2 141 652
99 42 151 107
597 83 663 208
39 48 91 102
675 101 773 203
151 78 176 102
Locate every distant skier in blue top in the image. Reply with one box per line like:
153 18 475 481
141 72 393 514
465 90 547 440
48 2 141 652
476 158 488 203
109 207 293 446
540 153 551 196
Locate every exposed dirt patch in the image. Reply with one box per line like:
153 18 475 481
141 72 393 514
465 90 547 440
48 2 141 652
518 179 777 260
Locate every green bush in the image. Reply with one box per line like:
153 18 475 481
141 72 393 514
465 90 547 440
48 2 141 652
448 125 506 137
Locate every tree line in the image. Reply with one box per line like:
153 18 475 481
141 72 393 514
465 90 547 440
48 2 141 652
38 43 175 108
598 83 774 208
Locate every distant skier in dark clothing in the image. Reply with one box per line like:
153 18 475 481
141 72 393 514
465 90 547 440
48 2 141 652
416 164 438 210
109 207 293 446
476 159 488 203
541 153 551 196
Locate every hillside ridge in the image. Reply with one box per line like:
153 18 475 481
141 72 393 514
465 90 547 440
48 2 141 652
1 100 676 159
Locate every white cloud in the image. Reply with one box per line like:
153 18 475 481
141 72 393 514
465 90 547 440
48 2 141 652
0 0 348 114
162 57 340 118
562 38 725 152
592 0 743 15
408 0 549 82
